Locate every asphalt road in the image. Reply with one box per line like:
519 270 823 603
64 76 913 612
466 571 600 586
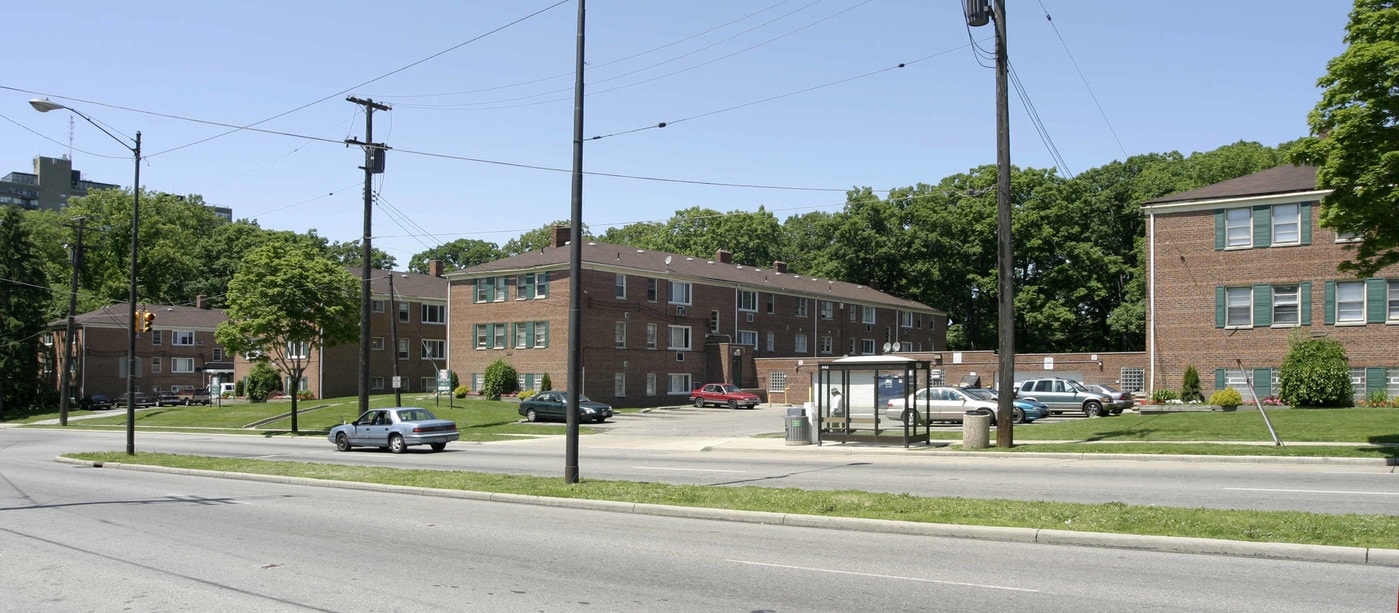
1 450 1394 612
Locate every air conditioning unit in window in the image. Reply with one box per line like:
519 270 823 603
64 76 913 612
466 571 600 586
675 352 685 361
675 306 687 316
195 340 204 346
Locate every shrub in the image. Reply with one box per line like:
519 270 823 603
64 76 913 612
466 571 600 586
1209 387 1243 408
1277 336 1353 407
517 389 537 400
481 359 519 399
453 385 470 398
234 379 246 397
245 363 279 403
1365 390 1391 406
540 373 553 392
297 389 315 400
1180 366 1204 402
1150 388 1179 404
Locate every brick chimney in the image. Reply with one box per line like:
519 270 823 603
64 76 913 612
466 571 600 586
773 261 788 273
715 249 732 264
196 295 209 309
552 225 571 248
428 259 444 277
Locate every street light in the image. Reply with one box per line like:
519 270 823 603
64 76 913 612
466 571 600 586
31 98 142 455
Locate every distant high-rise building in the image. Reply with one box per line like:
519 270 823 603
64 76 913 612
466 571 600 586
1 155 117 210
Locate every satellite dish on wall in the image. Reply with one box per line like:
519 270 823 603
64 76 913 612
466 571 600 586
882 343 892 352
664 256 672 266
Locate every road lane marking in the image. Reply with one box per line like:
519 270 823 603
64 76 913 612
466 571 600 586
1224 487 1399 496
726 559 1039 593
633 466 746 473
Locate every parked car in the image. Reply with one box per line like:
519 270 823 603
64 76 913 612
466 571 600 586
690 383 761 409
328 407 459 453
114 392 156 408
79 394 113 410
518 391 614 423
885 386 1046 425
1014 377 1115 417
178 388 213 405
154 391 182 407
1084 384 1133 414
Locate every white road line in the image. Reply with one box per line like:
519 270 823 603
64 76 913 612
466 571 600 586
726 559 1039 593
1224 487 1399 496
632 466 746 473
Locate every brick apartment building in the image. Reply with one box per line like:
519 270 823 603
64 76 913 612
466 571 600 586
446 228 948 408
231 265 449 399
48 300 230 398
1143 164 1399 401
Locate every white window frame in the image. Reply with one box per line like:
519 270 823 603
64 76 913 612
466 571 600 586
533 322 548 348
647 278 658 302
668 325 692 350
819 300 833 320
615 321 627 348
371 337 385 351
211 348 223 361
151 356 162 374
493 324 507 348
172 331 195 346
646 323 658 350
1337 281 1365 324
1226 286 1252 328
737 330 757 347
616 274 627 299
1388 280 1399 323
899 311 913 327
398 338 410 360
150 330 162 345
667 373 692 395
398 301 411 323
796 298 809 317
861 306 875 324
765 332 775 352
669 281 692 305
646 373 657 396
614 373 626 397
515 324 528 349
421 339 446 360
738 290 758 312
287 341 310 360
371 299 385 313
820 336 833 354
1225 207 1252 248
1272 285 1299 326
795 334 808 353
861 339 876 354
171 357 195 374
421 303 446 324
1272 203 1300 245
475 325 489 350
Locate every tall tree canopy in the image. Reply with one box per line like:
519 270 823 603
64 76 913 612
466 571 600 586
1287 0 1399 276
0 206 52 414
327 239 396 271
407 238 502 274
502 220 591 255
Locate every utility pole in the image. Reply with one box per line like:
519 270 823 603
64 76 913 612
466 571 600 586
565 0 587 484
59 216 89 426
346 96 390 418
966 0 1015 447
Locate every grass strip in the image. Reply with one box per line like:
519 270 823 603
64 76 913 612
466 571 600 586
65 452 1399 550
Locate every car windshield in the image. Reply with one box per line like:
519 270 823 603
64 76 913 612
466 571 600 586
577 395 592 402
1095 384 1122 394
963 389 996 401
1067 380 1090 392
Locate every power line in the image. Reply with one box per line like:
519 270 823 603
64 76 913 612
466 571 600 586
1009 63 1073 178
1033 0 1128 159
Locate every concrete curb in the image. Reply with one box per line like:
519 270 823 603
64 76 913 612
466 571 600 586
55 456 1399 568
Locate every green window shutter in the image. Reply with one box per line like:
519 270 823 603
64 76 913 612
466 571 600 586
1215 286 1226 328
1323 281 1336 325
1300 201 1312 245
1366 278 1387 323
542 322 550 348
525 322 535 348
472 279 479 302
1252 369 1271 399
1253 284 1271 327
1214 369 1225 391
1214 210 1225 250
524 374 534 390
1300 281 1312 326
1366 367 1386 399
510 322 517 347
1252 205 1271 248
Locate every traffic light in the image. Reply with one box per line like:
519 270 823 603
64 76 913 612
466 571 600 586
142 311 156 333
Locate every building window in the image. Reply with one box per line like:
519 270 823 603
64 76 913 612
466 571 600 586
172 331 195 346
668 326 692 350
212 348 223 361
738 290 757 312
475 276 508 303
151 357 162 374
1120 367 1145 393
533 322 549 348
1272 203 1300 244
372 337 385 350
738 330 757 347
517 272 548 299
900 311 913 327
796 298 809 317
398 339 410 360
669 281 692 305
819 300 833 320
422 339 445 360
371 377 384 390
151 330 162 345
646 323 657 350
615 373 626 397
171 358 195 373
287 341 310 359
1389 280 1399 322
493 325 507 349
615 321 627 348
1337 281 1364 323
119 358 142 378
849 339 858 354
765 293 775 314
795 334 808 353
475 325 489 349
861 339 876 354
616 274 626 299
515 324 528 348
861 306 875 324
709 310 720 334
1350 368 1366 403
421 304 445 324
820 336 833 354
1273 285 1299 326
765 332 775 352
420 377 434 393
1225 207 1251 248
668 373 692 395
372 299 385 312
397 301 410 323
769 371 787 393
898 341 913 352
647 278 658 302
850 306 858 322
646 373 657 396
1226 287 1252 327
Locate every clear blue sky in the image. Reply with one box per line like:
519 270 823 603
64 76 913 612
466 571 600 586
2 1 1348 265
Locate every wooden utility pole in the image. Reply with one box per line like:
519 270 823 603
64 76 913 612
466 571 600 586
59 216 89 426
346 96 390 419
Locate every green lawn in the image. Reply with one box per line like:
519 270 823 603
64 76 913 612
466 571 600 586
64 451 1399 550
1007 408 1399 444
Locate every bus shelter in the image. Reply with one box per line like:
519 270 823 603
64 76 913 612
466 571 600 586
816 356 932 447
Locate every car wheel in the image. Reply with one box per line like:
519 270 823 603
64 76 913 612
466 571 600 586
1013 407 1025 424
1111 408 1123 415
1084 401 1104 417
388 434 406 454
980 408 996 426
525 408 539 422
429 442 446 452
694 397 706 408
335 433 351 452
727 399 738 410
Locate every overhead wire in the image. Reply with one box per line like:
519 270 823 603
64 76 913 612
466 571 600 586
1034 0 1128 159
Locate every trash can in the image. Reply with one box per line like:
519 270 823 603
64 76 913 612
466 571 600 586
962 411 990 449
786 407 811 446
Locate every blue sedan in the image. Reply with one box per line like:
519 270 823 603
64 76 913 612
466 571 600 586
329 407 459 453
